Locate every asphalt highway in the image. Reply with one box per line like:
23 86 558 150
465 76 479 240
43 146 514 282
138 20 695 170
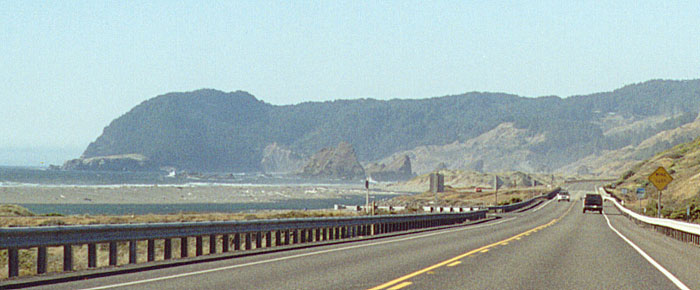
21 190 700 290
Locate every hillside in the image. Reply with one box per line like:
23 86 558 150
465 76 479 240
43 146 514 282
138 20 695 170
559 113 700 177
71 79 700 173
611 137 700 221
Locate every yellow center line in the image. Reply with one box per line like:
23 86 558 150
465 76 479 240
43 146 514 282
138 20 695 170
387 282 413 290
367 200 576 290
447 261 462 267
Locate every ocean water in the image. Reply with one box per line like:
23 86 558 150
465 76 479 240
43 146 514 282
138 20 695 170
0 166 182 186
0 166 343 186
1 166 387 215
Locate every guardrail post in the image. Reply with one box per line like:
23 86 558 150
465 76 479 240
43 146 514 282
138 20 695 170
300 229 307 243
315 228 321 241
147 239 155 262
222 234 229 252
87 243 96 268
196 236 203 256
9 247 19 277
109 242 118 265
292 230 299 244
63 244 73 272
233 233 241 250
245 233 252 250
256 232 262 248
284 231 290 245
210 234 217 254
129 240 137 264
164 239 172 259
181 237 189 258
38 246 47 274
266 232 272 247
275 231 281 246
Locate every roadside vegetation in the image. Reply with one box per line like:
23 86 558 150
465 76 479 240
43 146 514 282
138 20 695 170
0 204 361 228
609 137 700 223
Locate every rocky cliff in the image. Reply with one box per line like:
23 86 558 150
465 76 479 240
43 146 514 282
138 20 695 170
62 154 158 171
260 143 306 173
300 142 365 180
365 155 415 181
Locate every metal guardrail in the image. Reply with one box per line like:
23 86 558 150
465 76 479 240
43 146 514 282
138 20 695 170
603 194 700 247
0 211 486 278
488 188 561 213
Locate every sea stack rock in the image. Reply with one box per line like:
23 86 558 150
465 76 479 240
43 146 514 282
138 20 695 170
301 142 365 180
62 154 158 171
365 155 415 181
260 143 306 173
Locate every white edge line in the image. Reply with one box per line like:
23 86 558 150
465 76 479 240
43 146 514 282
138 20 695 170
532 198 555 212
603 213 690 290
81 217 517 290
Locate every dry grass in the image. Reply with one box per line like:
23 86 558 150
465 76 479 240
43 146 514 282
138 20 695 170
0 208 360 228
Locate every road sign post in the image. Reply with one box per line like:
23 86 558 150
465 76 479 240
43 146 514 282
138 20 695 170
648 166 673 218
365 179 370 214
494 176 503 205
636 188 645 213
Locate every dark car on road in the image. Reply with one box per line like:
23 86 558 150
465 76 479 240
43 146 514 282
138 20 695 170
582 194 603 214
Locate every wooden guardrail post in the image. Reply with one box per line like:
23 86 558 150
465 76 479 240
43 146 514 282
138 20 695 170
37 246 48 274
109 242 118 265
181 237 188 258
147 239 155 262
63 245 73 271
88 243 97 268
129 240 137 264
196 236 203 256
8 247 19 277
222 234 229 252
210 235 217 254
164 239 172 259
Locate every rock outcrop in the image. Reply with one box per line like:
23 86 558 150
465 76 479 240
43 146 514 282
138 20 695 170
62 154 158 171
365 155 415 181
260 143 306 173
300 142 365 180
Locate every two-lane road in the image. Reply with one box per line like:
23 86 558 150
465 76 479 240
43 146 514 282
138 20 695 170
22 191 700 290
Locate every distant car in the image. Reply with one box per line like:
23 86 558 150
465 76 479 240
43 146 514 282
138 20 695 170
475 187 482 192
556 191 570 202
583 194 603 214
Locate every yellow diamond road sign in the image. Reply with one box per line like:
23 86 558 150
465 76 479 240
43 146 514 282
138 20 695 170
648 166 673 191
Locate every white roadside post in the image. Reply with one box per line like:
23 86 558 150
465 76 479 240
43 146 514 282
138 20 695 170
365 179 370 215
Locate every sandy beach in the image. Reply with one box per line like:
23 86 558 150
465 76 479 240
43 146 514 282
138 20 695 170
0 184 405 205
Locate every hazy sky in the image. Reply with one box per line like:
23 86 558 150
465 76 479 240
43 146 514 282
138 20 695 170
1 1 699 166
